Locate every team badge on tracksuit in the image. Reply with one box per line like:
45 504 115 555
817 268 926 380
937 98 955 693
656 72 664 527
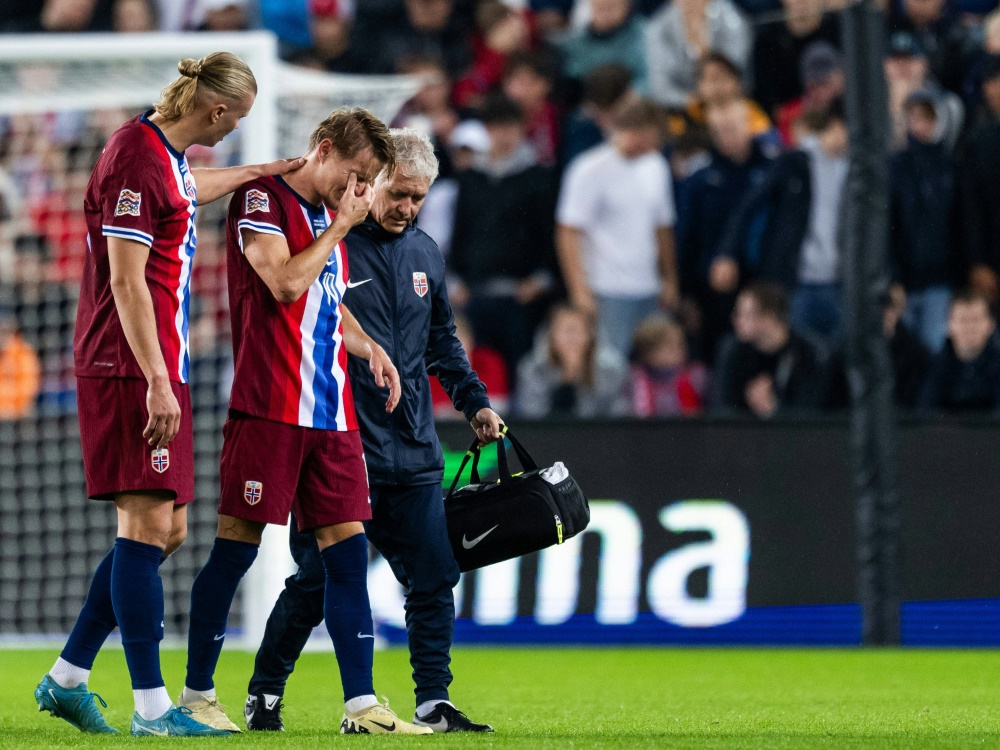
151 448 169 473
413 271 428 297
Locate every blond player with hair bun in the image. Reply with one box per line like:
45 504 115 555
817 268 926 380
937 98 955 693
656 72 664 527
33 53 304 737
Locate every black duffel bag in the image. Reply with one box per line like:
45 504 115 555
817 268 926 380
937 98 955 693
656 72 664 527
444 426 589 572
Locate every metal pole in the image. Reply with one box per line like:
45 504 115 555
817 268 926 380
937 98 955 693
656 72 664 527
839 0 901 645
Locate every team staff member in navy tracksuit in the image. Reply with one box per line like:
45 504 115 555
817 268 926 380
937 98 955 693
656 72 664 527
244 128 503 734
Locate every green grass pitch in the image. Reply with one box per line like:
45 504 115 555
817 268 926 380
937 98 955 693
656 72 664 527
3 647 999 748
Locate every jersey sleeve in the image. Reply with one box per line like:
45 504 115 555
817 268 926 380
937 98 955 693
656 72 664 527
99 153 166 248
234 183 286 244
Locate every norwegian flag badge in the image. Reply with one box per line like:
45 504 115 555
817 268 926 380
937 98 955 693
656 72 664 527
245 189 269 214
244 480 263 506
151 448 169 474
413 271 428 298
115 189 142 217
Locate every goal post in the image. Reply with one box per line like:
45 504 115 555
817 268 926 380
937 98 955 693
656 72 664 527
0 31 418 647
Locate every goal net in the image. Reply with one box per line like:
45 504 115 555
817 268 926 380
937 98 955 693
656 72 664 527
0 32 418 645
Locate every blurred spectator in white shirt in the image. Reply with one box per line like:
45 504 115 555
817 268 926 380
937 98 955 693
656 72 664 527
557 98 678 357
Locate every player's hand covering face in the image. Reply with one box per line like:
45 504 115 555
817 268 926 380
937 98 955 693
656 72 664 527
331 171 375 230
317 143 382 210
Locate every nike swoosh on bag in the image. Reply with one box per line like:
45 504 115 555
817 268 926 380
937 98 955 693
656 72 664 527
346 279 372 288
462 525 499 549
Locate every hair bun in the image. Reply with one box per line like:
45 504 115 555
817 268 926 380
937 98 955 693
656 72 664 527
178 58 203 78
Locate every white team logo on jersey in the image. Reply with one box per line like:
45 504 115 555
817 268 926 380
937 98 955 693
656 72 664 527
244 481 263 506
245 189 269 214
151 448 169 473
115 189 141 217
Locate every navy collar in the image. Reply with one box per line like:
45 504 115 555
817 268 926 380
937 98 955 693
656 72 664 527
275 175 325 215
359 216 415 241
140 110 184 160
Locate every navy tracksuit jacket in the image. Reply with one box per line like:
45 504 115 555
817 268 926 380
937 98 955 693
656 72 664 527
248 218 492 705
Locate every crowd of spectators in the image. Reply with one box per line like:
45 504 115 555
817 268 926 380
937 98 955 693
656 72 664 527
4 0 1000 421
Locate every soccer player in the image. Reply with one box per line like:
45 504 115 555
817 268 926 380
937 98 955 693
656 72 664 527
179 108 430 735
34 53 305 736
243 128 502 733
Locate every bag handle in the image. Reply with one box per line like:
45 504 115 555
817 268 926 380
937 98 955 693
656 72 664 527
445 425 540 499
446 437 482 499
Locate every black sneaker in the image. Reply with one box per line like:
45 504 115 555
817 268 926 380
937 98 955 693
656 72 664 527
245 694 284 731
413 702 493 733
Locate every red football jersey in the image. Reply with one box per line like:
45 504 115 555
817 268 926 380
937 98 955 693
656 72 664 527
75 112 197 382
226 175 358 431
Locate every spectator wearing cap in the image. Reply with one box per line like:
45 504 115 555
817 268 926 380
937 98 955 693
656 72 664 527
560 63 636 165
920 290 1000 413
889 89 958 353
350 0 472 76
888 0 974 96
679 98 776 361
714 282 826 418
712 102 849 345
751 0 840 117
281 0 363 71
557 98 679 357
502 50 561 165
449 95 558 375
885 30 964 151
645 0 751 109
775 41 845 146
561 0 649 93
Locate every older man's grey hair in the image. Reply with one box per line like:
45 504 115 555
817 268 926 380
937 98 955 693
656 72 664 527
388 127 440 184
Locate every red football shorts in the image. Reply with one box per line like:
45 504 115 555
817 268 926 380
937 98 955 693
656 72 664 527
76 376 194 504
218 412 371 531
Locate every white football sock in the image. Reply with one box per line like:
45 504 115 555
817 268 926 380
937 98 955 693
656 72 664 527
49 657 90 689
417 699 452 718
180 686 216 704
134 687 173 721
345 694 379 714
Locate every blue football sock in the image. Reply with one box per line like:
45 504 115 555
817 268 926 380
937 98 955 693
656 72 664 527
185 538 259 691
111 537 166 690
60 548 117 670
61 552 169 671
320 534 375 702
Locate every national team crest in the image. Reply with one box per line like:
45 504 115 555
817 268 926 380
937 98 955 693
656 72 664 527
245 189 269 214
413 272 428 298
244 481 263 506
183 173 196 200
115 189 142 217
151 448 169 474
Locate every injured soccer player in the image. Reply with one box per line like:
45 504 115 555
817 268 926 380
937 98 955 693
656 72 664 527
180 107 431 735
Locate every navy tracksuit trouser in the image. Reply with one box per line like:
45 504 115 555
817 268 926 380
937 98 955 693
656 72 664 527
247 483 461 706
